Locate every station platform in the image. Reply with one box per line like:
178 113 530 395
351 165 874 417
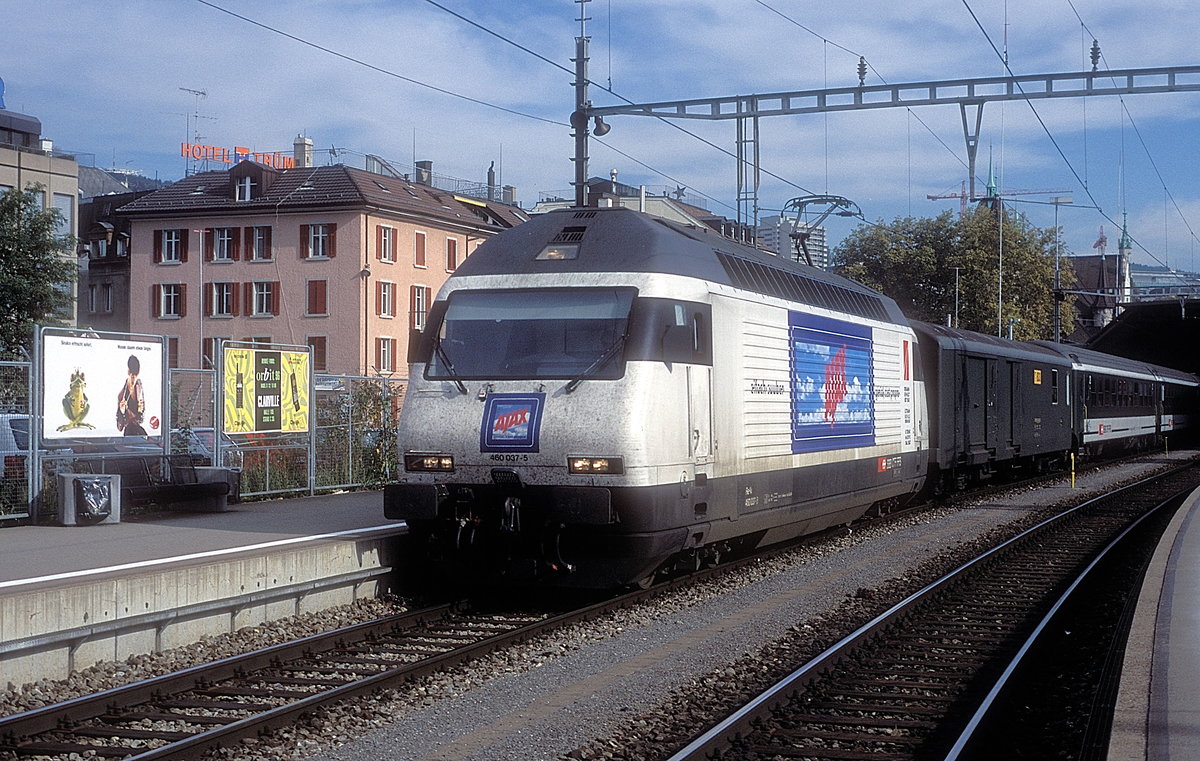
0 490 405 687
1109 485 1200 760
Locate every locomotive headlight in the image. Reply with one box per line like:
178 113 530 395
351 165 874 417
568 456 624 475
405 454 455 472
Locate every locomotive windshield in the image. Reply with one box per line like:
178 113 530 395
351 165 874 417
427 287 635 380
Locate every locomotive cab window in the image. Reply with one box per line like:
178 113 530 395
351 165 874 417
624 297 713 366
425 287 636 380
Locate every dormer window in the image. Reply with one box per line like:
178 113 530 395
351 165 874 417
236 175 257 201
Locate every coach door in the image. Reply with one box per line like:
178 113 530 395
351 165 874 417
965 356 989 454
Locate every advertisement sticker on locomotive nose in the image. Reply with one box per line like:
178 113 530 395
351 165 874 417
480 393 546 453
788 312 876 454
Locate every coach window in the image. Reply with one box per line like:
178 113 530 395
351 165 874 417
1051 369 1059 404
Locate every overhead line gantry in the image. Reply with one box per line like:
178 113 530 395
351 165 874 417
574 61 1200 225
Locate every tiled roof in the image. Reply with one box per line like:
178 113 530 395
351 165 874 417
117 163 526 230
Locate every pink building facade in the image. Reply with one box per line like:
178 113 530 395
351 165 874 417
120 161 526 375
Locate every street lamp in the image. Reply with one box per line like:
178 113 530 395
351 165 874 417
1050 196 1073 342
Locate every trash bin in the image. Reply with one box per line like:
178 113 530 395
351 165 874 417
58 473 122 526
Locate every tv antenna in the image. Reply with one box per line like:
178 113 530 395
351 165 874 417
177 87 216 175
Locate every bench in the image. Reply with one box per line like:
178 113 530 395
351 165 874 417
92 455 235 512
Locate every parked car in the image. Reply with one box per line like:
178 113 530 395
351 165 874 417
1 413 75 485
1 413 34 482
172 427 244 469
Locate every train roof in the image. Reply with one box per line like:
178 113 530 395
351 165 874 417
1031 341 1200 385
911 321 1072 366
450 206 909 326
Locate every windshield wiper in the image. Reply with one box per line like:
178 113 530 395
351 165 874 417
432 335 468 395
565 332 628 393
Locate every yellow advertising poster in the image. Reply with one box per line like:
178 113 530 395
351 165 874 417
222 347 310 434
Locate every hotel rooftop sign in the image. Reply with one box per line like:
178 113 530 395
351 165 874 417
181 142 295 170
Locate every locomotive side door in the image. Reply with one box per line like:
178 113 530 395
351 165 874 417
687 365 713 463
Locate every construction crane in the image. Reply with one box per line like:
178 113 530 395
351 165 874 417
928 180 1072 215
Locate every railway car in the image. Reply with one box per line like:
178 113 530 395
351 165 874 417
1038 343 1198 455
385 206 928 588
912 322 1074 490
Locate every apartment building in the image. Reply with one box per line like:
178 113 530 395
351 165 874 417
119 158 527 375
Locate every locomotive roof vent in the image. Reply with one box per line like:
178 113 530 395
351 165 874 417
536 224 588 260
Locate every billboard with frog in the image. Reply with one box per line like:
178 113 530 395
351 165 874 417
41 331 164 441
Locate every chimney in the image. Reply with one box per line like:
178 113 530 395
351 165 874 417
502 185 516 204
415 160 433 186
293 135 313 168
487 161 496 201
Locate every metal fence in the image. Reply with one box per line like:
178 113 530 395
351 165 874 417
0 359 34 521
0 364 407 522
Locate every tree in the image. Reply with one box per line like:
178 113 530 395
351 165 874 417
833 205 1074 340
0 186 77 356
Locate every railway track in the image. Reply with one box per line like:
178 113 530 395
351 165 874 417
0 538 800 761
666 462 1200 761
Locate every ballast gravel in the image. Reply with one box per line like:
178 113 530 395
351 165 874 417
0 451 1191 761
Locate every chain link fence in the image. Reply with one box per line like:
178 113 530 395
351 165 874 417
0 363 407 521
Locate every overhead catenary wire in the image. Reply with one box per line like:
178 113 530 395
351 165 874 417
960 0 1193 282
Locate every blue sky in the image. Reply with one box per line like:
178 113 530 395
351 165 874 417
3 0 1198 270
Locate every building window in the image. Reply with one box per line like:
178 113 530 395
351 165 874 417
302 223 336 259
376 337 396 374
446 237 458 271
208 227 238 261
246 281 279 316
202 337 228 370
410 285 430 330
90 238 108 259
101 283 112 313
207 281 237 317
52 193 73 237
307 336 328 372
377 281 395 317
154 229 187 263
236 175 256 201
306 279 327 316
88 284 97 313
154 283 186 318
378 225 395 262
414 231 426 268
246 226 273 261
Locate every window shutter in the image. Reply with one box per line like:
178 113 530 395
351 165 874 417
375 338 382 373
231 284 241 316
244 282 254 314
179 231 189 262
376 225 383 260
447 238 458 271
204 282 213 316
153 230 163 263
179 284 188 317
388 340 396 373
204 229 214 261
328 223 337 258
271 281 281 315
243 227 253 256
230 228 241 260
375 281 383 316
300 225 310 259
151 285 161 317
264 226 273 253
415 232 426 267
